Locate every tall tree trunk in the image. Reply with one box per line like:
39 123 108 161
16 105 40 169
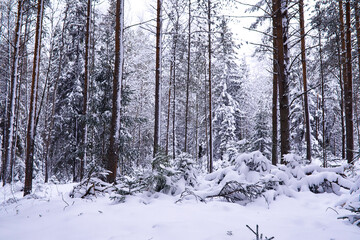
3 0 23 185
107 0 124 183
184 0 191 153
345 0 354 163
318 28 326 167
165 63 172 156
204 65 209 169
153 0 162 157
207 0 213 172
172 62 176 159
336 34 346 160
271 0 278 165
274 0 290 163
80 0 91 181
195 95 199 163
24 0 44 196
339 0 347 160
354 0 360 152
172 23 178 160
299 0 311 161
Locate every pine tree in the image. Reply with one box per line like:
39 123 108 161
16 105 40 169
106 0 124 183
153 0 163 157
24 0 44 196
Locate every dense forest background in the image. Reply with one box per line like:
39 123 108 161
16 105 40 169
0 0 359 195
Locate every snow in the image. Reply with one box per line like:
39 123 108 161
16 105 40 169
1 182 359 240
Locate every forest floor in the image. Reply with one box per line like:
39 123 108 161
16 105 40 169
0 182 360 240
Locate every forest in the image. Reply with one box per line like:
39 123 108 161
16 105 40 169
1 0 360 239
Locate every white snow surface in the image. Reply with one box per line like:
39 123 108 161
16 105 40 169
1 182 359 240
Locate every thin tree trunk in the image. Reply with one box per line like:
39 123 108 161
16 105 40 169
10 70 22 183
3 0 23 185
107 0 124 183
354 0 360 152
204 64 209 169
80 0 91 181
207 0 213 172
1 2 12 181
165 63 173 156
184 0 191 153
274 0 290 163
271 0 278 165
345 0 354 163
336 34 346 160
195 95 199 163
318 28 326 167
153 0 162 157
172 29 178 160
339 0 347 160
73 117 78 182
299 0 311 161
24 0 44 196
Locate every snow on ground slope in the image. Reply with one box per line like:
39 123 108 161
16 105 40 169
0 183 359 240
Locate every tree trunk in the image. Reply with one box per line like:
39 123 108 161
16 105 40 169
3 0 23 186
274 0 290 163
153 0 162 157
271 0 278 166
24 0 44 196
318 28 326 167
80 0 91 181
172 26 178 160
345 0 354 163
107 0 124 183
165 63 172 156
207 0 213 172
354 0 360 152
339 0 347 160
184 0 191 153
299 0 311 161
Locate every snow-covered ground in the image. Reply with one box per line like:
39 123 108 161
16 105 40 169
0 182 359 240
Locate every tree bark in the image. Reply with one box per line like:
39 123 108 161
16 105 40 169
345 0 354 163
184 0 191 153
339 0 347 160
165 63 173 156
3 0 23 185
107 0 124 183
208 0 213 172
24 0 44 196
153 0 162 157
318 28 326 167
80 0 91 181
354 0 360 152
274 0 290 163
299 0 311 161
271 0 278 166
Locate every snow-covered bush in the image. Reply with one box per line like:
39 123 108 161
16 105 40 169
199 151 357 205
232 151 271 173
145 153 179 194
175 153 198 187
